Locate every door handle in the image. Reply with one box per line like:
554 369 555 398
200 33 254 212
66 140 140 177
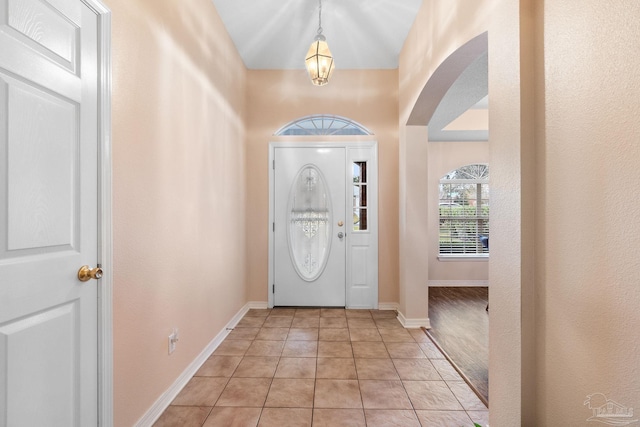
337 232 344 239
78 265 103 282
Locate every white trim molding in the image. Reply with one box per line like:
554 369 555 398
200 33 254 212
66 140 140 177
134 303 253 427
428 280 488 287
377 302 399 311
247 301 269 310
86 0 113 425
397 310 431 329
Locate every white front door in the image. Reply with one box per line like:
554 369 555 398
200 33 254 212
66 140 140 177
0 1 100 425
273 147 347 307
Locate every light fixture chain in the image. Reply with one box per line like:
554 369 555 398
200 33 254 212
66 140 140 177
317 0 323 35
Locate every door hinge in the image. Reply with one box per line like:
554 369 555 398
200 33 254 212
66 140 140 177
273 222 275 232
272 160 275 169
272 284 275 293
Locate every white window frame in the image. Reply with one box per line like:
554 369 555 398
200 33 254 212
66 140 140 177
438 164 489 260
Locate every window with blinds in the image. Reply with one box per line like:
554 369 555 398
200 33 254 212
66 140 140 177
439 164 489 256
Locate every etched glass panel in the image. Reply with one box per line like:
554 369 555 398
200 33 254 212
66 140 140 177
287 165 332 281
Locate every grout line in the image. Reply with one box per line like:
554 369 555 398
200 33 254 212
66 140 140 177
421 327 489 408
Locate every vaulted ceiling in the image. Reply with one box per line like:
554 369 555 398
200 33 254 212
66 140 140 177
212 0 488 139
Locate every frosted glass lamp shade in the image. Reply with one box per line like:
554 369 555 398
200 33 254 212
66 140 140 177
305 38 335 86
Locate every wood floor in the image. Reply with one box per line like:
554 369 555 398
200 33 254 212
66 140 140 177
427 287 489 404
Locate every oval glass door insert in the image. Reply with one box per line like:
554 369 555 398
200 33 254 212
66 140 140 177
287 164 333 281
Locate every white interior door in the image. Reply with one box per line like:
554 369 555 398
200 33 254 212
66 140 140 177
274 147 346 307
0 1 100 425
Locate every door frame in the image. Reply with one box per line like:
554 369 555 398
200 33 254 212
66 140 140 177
268 140 378 309
86 0 113 426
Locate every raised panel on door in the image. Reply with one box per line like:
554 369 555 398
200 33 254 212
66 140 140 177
0 1 99 425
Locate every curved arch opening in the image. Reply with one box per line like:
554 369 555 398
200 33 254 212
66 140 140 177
407 32 488 142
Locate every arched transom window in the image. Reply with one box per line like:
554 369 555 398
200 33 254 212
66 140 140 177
275 115 373 136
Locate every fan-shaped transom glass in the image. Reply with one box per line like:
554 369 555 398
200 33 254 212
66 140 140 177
287 165 333 281
275 115 373 136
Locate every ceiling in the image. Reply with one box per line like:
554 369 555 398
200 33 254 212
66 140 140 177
211 0 488 140
211 0 423 69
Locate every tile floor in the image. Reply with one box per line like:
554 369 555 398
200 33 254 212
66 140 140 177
153 308 488 427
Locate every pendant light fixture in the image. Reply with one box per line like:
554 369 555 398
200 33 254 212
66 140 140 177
305 0 335 86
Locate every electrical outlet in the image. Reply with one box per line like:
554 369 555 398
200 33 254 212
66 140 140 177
168 328 179 355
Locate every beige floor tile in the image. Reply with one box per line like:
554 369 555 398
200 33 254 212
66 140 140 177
348 328 382 342
203 407 261 427
347 318 377 329
370 310 397 319
274 357 316 379
291 317 320 328
319 317 348 328
316 358 357 379
419 341 445 359
320 308 346 318
214 340 252 356
384 342 426 359
318 328 350 341
246 309 271 318
287 328 319 341
312 409 366 427
374 318 405 329
233 357 279 378
216 378 272 407
351 342 390 358
430 359 463 380
245 340 285 357
262 316 293 328
258 408 312 427
359 380 413 410
153 405 212 427
236 317 266 328
447 381 487 410
345 309 373 318
197 356 242 377
378 328 415 342
255 327 289 341
364 409 421 427
282 340 318 357
392 359 441 381
355 358 399 380
294 308 320 318
318 341 353 358
227 327 260 340
172 377 228 406
403 380 463 410
408 328 431 343
415 410 475 427
467 409 490 426
265 378 315 408
269 308 296 317
314 379 362 409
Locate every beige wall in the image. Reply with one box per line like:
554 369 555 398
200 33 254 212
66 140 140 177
397 0 498 320
535 0 640 424
245 69 400 305
490 0 640 425
427 141 489 281
107 0 247 425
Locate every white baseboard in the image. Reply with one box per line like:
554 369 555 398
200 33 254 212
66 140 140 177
134 303 252 427
428 280 488 287
397 310 431 329
377 302 399 311
247 301 269 309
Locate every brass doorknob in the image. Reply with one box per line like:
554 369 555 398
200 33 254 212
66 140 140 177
78 265 103 282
